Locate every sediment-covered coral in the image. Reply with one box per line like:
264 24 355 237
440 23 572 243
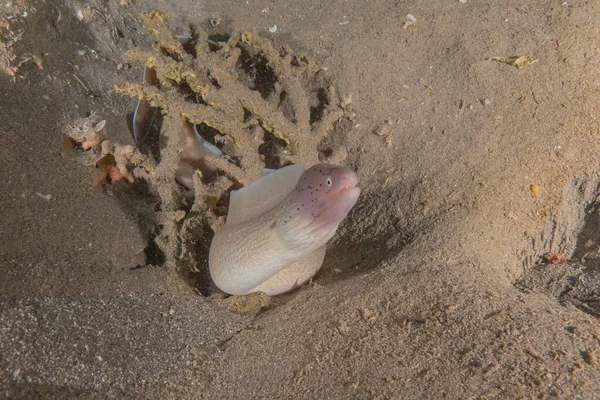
112 11 349 282
115 10 344 185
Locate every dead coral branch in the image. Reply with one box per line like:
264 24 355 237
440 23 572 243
116 11 343 184
112 11 347 278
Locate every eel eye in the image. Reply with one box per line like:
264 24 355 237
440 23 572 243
326 177 333 187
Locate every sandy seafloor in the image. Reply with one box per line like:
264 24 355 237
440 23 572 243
2 0 600 398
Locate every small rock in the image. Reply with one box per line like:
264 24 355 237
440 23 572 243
373 120 393 136
338 320 351 335
340 93 353 108
225 292 271 314
35 192 52 201
403 14 417 29
583 350 598 366
384 133 393 146
361 308 378 324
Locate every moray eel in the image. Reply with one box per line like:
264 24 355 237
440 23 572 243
209 164 360 296
130 37 360 295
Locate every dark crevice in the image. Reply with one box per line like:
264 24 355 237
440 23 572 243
258 130 288 170
188 228 215 297
127 109 163 161
318 147 334 161
207 33 231 52
142 234 166 267
242 108 253 123
172 81 198 103
310 87 328 125
236 44 278 99
571 195 600 273
181 33 198 57
194 122 223 148
207 73 221 89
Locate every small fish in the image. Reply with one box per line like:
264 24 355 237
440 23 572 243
132 66 222 186
132 34 192 144
131 34 224 187
209 163 360 296
132 66 159 144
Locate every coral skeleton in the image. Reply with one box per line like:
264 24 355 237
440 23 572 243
111 11 347 275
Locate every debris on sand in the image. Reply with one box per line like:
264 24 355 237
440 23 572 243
489 55 537 69
224 291 271 314
403 14 417 29
544 253 567 265
64 114 152 186
373 119 393 136
0 2 47 79
35 192 52 201
93 154 132 186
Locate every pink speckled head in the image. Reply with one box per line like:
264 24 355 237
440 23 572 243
279 163 360 248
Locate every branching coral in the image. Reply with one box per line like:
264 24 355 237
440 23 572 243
114 11 344 185
111 11 349 280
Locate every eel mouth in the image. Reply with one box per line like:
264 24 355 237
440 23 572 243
326 183 358 200
308 185 360 236
325 171 360 200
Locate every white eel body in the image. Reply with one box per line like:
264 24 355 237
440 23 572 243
209 164 360 296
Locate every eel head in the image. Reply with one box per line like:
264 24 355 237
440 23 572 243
279 163 360 249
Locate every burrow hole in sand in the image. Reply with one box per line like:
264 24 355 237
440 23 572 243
517 174 600 317
117 32 385 297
